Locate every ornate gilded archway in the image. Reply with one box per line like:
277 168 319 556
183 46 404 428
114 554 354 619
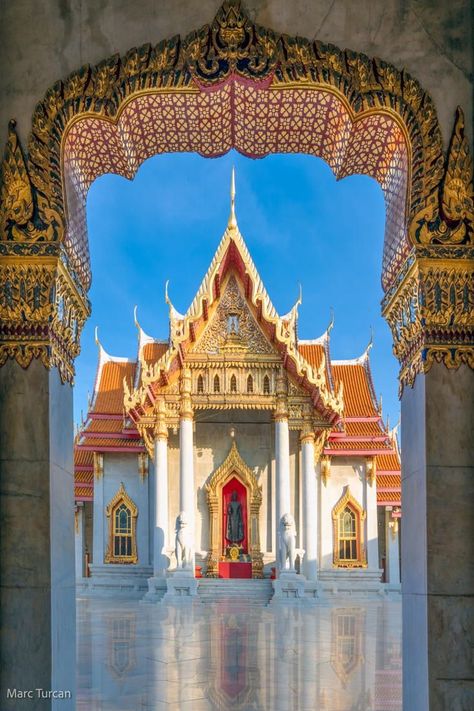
205 441 263 578
0 0 472 393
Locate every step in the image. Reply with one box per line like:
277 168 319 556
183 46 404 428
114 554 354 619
197 579 274 605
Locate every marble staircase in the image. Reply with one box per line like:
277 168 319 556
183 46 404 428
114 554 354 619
197 578 274 605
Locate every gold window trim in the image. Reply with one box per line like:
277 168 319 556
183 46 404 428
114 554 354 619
332 487 367 568
105 482 138 564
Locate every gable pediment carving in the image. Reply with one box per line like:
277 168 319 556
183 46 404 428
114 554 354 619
190 275 274 356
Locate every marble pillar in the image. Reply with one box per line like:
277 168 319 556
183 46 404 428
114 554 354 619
318 460 333 569
0 360 75 710
92 457 105 564
275 416 291 529
75 504 85 580
153 433 169 576
365 463 379 569
301 432 317 580
179 415 195 565
401 363 474 710
385 510 400 585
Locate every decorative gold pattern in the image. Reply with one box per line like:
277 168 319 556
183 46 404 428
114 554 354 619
383 256 473 392
332 487 367 568
93 452 104 480
19 0 444 292
104 482 138 564
366 457 376 486
410 108 473 247
205 441 263 578
1 0 471 392
321 455 331 486
191 276 273 354
138 452 148 481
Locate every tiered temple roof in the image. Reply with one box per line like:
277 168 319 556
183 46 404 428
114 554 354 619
75 172 401 510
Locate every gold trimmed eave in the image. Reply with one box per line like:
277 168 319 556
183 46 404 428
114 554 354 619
124 227 344 425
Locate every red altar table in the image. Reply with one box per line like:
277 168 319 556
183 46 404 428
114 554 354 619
218 562 252 579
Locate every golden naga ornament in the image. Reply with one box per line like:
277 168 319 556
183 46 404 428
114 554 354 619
1 120 34 237
410 108 473 247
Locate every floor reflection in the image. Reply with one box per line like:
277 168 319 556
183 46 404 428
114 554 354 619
77 596 401 710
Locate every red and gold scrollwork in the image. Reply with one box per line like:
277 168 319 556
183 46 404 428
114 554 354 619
0 0 472 392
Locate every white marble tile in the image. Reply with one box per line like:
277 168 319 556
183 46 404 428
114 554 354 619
77 596 402 710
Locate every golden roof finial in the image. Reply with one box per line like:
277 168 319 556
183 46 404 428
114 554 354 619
228 165 237 229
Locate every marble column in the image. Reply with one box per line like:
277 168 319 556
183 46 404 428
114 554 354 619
318 457 333 569
401 364 474 710
275 416 291 528
385 509 400 585
301 430 317 580
75 503 85 580
92 452 105 564
365 460 379 569
153 423 169 577
179 417 195 534
0 361 75 710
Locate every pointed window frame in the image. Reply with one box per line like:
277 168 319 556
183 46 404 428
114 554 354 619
105 483 138 564
332 488 367 568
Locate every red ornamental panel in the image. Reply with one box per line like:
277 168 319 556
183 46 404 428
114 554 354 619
222 476 248 554
62 82 410 292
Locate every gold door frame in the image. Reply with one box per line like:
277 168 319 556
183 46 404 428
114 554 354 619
205 441 263 578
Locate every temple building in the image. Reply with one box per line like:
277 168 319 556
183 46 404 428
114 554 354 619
74 174 401 600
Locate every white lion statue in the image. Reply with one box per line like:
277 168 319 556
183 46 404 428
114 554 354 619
175 511 193 570
278 513 297 571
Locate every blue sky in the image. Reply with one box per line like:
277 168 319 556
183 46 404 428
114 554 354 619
74 151 400 432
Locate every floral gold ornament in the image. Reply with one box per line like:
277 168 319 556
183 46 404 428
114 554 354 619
0 0 472 393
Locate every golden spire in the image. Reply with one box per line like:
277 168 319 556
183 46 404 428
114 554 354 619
228 166 237 229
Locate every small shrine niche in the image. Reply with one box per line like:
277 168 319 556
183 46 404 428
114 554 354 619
227 313 240 335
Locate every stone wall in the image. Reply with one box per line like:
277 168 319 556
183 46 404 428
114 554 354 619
0 0 471 150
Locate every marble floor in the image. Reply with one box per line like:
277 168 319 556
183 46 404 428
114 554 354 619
77 595 401 711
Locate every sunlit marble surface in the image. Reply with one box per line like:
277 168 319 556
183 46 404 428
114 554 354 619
77 596 401 710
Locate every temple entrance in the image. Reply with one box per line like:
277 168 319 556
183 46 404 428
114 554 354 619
206 442 263 579
0 2 472 709
221 476 251 579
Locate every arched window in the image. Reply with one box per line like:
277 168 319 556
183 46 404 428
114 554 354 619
338 507 357 561
332 488 366 568
230 374 237 393
114 503 132 557
214 374 220 393
263 374 270 394
105 483 138 563
247 374 254 393
197 374 204 394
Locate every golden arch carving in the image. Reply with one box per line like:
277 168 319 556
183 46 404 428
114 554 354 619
205 441 263 578
332 487 367 568
104 482 138 564
0 0 472 390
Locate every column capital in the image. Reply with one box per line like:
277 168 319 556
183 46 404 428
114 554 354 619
300 425 315 444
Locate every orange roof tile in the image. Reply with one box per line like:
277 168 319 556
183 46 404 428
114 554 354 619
142 342 168 365
298 343 325 370
327 440 392 451
87 419 124 434
344 420 384 437
78 437 144 449
332 363 378 418
377 452 401 471
378 491 402 503
93 360 136 414
74 449 93 468
75 470 93 483
377 474 401 489
75 486 93 500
